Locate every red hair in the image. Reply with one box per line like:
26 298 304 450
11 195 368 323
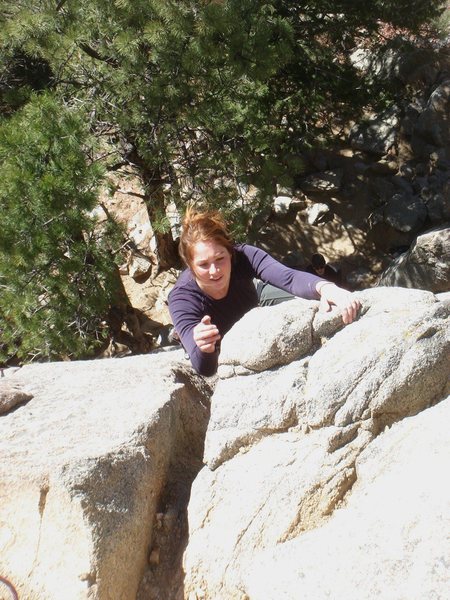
179 205 234 267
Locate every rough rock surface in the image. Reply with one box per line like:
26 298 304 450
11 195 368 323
1 288 449 600
244 397 450 600
183 288 450 600
0 381 33 415
378 225 450 292
0 349 210 600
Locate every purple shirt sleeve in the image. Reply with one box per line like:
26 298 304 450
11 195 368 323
168 274 220 376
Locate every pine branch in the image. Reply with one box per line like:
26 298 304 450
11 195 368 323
114 188 146 199
78 43 119 68
56 0 69 11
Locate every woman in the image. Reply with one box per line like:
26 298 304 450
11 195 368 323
168 207 360 376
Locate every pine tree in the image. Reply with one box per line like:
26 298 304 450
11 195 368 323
0 92 120 363
2 1 445 244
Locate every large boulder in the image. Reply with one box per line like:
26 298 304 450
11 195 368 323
0 350 211 600
349 107 399 155
412 80 450 153
2 287 449 600
383 193 427 233
378 226 450 292
183 288 450 599
244 397 450 600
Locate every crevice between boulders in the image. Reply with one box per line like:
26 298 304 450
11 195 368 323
136 367 213 600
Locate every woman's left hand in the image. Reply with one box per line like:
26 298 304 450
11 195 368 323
316 283 361 324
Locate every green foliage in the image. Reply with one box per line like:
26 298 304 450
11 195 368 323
0 47 53 116
0 93 120 363
3 1 445 200
431 5 450 41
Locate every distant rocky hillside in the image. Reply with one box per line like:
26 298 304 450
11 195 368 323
1 287 448 599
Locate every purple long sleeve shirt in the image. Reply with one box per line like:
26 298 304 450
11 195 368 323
168 244 324 376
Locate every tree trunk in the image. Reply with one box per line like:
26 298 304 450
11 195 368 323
145 183 180 272
127 149 180 272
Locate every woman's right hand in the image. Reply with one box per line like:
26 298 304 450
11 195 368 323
193 315 221 353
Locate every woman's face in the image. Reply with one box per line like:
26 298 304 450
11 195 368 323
191 239 232 299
